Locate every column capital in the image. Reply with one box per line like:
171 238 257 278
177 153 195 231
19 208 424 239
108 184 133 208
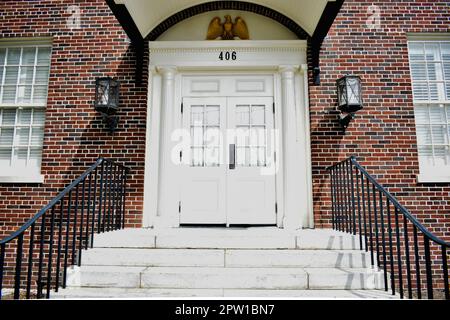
279 65 299 79
157 65 177 79
300 64 308 74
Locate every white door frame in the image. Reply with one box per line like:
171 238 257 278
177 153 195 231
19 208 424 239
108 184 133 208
143 40 313 230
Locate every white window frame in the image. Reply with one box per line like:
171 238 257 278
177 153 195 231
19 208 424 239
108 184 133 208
407 36 450 183
0 39 52 183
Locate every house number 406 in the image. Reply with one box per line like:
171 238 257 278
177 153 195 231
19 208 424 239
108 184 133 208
219 51 237 61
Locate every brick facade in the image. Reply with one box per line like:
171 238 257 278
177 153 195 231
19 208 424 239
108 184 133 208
0 0 148 237
0 0 448 241
309 0 450 241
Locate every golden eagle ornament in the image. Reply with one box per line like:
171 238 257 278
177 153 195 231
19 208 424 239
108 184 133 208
206 15 249 40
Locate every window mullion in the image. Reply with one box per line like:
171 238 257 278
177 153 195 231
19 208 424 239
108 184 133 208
0 48 8 103
445 105 450 166
26 108 34 166
10 107 19 165
423 44 431 101
437 43 445 101
14 47 23 104
30 47 38 103
426 105 436 167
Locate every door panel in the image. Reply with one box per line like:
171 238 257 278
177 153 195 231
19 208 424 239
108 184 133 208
180 97 227 224
226 97 276 225
180 96 276 225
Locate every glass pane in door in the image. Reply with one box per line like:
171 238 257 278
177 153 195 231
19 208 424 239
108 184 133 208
190 104 221 167
235 104 267 167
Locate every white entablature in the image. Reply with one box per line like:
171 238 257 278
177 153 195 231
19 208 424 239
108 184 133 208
148 40 307 69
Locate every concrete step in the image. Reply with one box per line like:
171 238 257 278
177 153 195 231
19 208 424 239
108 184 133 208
52 287 222 298
82 248 225 267
67 266 383 290
92 228 362 250
51 287 398 299
69 266 308 290
305 267 386 290
140 267 308 289
225 250 370 268
82 248 370 268
296 229 361 250
94 229 156 248
155 234 296 249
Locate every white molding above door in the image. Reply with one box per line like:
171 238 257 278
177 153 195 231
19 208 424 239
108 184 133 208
143 40 313 230
148 40 307 70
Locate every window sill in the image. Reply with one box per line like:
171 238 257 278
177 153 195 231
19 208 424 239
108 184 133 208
417 174 450 184
0 175 45 184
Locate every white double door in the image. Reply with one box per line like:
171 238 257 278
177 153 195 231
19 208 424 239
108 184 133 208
180 96 276 225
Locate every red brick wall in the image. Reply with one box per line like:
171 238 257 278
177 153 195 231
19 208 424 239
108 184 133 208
0 0 448 242
0 0 148 236
309 0 450 240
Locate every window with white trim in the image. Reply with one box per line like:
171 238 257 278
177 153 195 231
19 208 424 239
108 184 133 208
408 40 450 178
0 44 51 180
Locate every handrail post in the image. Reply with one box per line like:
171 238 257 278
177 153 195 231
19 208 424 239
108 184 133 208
90 167 98 248
97 160 105 233
354 164 363 249
442 245 449 300
122 167 129 229
0 243 5 300
348 159 357 235
424 235 434 299
13 234 24 299
26 224 36 299
329 166 335 230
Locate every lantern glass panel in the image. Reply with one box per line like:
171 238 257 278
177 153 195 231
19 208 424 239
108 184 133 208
337 78 347 107
347 77 360 105
337 75 362 113
98 80 109 105
95 78 119 115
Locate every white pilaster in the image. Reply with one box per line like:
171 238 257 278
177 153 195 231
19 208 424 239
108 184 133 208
156 66 179 228
279 65 303 230
143 67 160 227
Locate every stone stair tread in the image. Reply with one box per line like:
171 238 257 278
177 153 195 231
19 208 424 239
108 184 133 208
225 249 369 268
83 248 225 267
82 248 370 268
224 289 396 299
52 287 397 299
93 228 362 250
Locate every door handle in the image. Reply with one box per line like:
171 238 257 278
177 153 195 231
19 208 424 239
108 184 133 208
229 144 236 170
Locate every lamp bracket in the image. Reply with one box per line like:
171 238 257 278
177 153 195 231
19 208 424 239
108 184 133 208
102 114 119 133
338 113 354 131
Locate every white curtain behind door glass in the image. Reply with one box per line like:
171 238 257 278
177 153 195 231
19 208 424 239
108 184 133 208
190 104 220 167
235 104 267 167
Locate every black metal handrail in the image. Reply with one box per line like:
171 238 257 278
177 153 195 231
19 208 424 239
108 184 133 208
0 158 129 299
328 156 450 300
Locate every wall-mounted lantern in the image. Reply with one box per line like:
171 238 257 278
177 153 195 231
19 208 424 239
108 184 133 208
336 75 363 130
94 77 120 132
